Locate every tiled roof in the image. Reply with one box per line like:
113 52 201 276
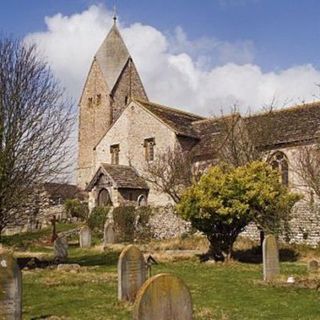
191 114 241 159
101 164 149 189
135 99 204 138
245 102 320 148
43 183 86 201
86 164 149 191
95 23 130 91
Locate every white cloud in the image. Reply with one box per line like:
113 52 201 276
25 4 320 116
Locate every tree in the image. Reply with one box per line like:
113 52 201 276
216 109 261 167
176 161 300 261
144 148 194 203
0 37 74 235
295 144 320 199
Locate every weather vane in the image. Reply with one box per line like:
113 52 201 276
113 1 117 24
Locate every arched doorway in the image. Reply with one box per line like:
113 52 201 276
97 188 112 207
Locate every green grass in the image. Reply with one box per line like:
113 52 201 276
0 223 76 248
20 247 320 320
4 227 320 319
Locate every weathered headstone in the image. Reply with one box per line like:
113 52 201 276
308 260 319 272
0 249 22 320
104 221 115 246
133 273 193 320
54 237 68 262
118 245 146 302
79 225 92 248
263 234 280 281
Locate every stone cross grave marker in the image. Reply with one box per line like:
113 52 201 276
308 260 319 273
263 234 280 281
133 273 193 320
54 237 68 262
80 225 92 248
118 245 146 302
0 249 22 320
104 221 115 246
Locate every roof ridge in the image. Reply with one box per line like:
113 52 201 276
134 98 205 119
244 100 320 119
192 113 241 124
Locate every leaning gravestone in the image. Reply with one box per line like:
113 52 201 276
104 221 115 246
80 225 92 248
54 237 68 262
263 234 280 281
118 245 146 302
0 249 22 320
133 273 193 320
308 260 319 273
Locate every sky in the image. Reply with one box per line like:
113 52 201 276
1 0 320 115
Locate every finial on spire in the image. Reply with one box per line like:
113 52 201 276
113 2 117 24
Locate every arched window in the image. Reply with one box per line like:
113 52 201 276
97 188 112 207
269 152 289 186
137 195 147 206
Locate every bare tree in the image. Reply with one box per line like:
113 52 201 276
295 144 320 198
0 37 74 235
217 108 261 167
144 148 194 203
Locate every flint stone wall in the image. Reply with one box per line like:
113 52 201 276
148 206 191 240
241 200 320 247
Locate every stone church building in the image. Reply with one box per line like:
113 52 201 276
78 21 320 245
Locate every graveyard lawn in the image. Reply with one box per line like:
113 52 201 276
20 247 320 320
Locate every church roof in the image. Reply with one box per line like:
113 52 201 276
95 23 130 91
86 164 149 191
191 114 241 160
135 99 204 138
245 102 320 149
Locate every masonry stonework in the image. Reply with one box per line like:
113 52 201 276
79 22 320 246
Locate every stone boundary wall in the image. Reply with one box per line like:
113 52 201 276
242 200 320 247
148 205 191 239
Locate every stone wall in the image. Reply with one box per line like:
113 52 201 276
78 60 112 189
148 206 191 239
111 59 147 121
95 101 177 206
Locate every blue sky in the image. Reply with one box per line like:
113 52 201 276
2 0 320 71
2 1 320 114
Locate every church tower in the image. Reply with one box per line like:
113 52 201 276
78 19 148 189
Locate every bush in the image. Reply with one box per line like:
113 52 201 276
113 206 136 242
87 206 110 233
135 206 153 241
64 199 88 220
177 161 301 261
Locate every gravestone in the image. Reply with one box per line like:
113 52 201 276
263 234 280 281
80 225 92 248
0 249 22 319
104 221 115 246
54 237 68 262
308 260 319 272
118 245 146 302
133 273 193 320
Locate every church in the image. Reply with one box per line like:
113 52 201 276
78 20 320 245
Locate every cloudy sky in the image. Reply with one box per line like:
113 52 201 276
2 0 320 115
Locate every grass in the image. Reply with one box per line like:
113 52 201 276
21 251 320 320
3 227 320 319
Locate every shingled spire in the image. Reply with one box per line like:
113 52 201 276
95 23 131 92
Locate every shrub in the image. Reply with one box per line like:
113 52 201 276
177 161 301 261
113 206 136 242
87 206 110 233
64 199 88 220
135 206 153 241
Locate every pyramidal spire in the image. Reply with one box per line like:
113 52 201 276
94 20 131 91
